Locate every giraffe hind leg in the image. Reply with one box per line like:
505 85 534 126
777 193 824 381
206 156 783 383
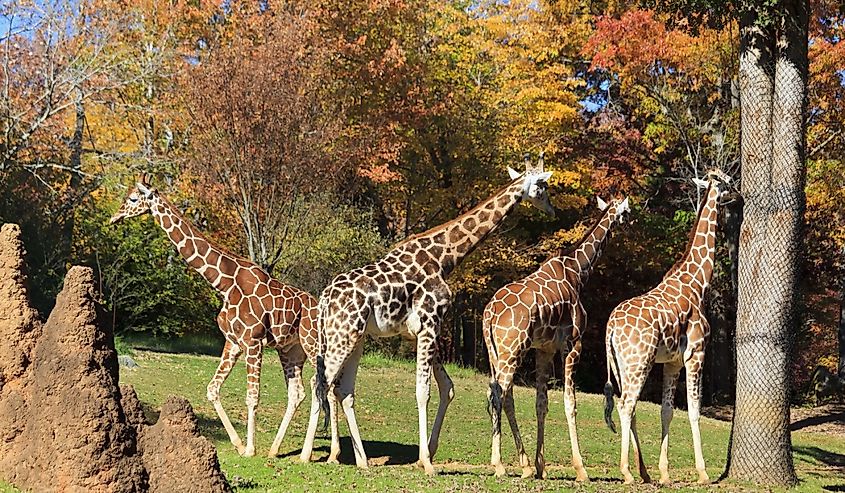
269 345 307 458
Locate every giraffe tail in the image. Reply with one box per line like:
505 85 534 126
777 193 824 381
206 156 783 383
488 381 503 435
604 329 620 434
315 355 330 432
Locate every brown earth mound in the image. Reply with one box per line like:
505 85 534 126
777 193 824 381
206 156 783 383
0 223 230 492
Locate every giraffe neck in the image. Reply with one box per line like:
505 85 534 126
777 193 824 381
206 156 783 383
664 185 720 296
149 196 239 294
403 178 526 277
557 205 615 284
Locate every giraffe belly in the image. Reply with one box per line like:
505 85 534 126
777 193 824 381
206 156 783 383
364 310 407 338
654 344 681 363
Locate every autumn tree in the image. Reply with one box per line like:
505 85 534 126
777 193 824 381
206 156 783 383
181 9 359 274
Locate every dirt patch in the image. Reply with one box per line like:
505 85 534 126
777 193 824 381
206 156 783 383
703 403 845 437
0 223 230 492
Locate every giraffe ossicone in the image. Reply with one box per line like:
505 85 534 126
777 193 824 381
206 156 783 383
603 169 732 485
301 156 555 475
110 173 325 459
484 195 630 481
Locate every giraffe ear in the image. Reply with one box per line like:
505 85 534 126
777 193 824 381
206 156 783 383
692 177 709 189
507 166 521 180
137 182 153 197
536 171 552 183
620 197 630 211
596 196 608 210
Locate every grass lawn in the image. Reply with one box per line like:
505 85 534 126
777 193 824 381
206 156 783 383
117 349 845 492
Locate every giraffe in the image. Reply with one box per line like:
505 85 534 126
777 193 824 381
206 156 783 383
603 169 732 485
109 173 321 458
299 155 556 475
484 195 630 481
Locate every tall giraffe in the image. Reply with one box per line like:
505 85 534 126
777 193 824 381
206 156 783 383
484 196 630 480
110 174 320 458
299 156 555 474
603 170 732 485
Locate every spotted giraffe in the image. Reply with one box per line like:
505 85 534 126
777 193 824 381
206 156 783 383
299 156 555 474
484 195 630 480
110 174 321 458
603 170 732 485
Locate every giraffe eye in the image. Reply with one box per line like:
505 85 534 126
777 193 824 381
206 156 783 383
129 195 138 203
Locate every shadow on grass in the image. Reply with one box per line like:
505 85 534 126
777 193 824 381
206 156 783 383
794 445 845 470
790 409 845 432
303 438 418 465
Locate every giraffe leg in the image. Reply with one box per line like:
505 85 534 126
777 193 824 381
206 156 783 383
658 360 683 484
564 304 588 482
207 340 245 454
686 350 709 484
415 329 437 475
428 355 454 459
243 343 263 457
269 345 307 458
503 389 532 478
327 385 342 464
337 341 368 469
299 375 321 463
534 350 553 479
629 413 651 483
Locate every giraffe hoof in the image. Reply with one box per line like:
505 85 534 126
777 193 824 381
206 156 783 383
520 466 533 479
659 475 671 486
641 473 652 484
697 473 711 485
241 446 256 458
234 443 246 455
423 464 436 476
493 464 507 477
575 471 589 483
327 456 340 465
623 474 635 485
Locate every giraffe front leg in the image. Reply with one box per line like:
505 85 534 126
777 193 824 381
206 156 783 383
659 361 683 484
415 332 437 475
207 340 245 454
328 386 342 464
269 345 306 458
243 344 263 457
503 389 532 478
686 349 709 484
533 351 553 479
630 413 651 483
427 356 454 460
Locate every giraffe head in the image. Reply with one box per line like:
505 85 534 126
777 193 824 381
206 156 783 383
597 196 631 224
507 153 555 216
692 169 732 203
109 173 158 224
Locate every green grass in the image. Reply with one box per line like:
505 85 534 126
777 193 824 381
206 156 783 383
118 349 845 492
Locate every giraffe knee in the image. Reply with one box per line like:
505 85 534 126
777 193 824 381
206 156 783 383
341 393 355 411
207 383 220 402
246 393 259 409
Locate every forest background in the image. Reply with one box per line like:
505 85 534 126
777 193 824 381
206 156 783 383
2 0 843 406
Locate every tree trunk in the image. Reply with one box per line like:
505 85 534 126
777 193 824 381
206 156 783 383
839 265 845 380
726 1 806 486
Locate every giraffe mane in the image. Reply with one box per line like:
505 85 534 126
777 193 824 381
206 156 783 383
663 181 714 279
156 194 255 267
552 201 611 259
391 176 521 249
